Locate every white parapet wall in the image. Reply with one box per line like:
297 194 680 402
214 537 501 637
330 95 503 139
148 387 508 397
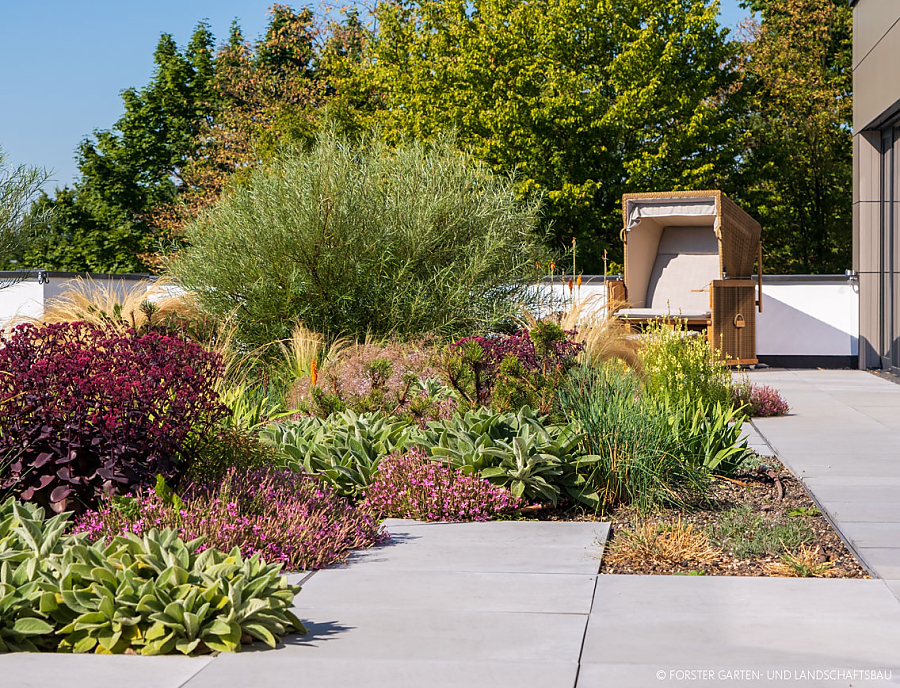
542 274 859 367
1 271 860 366
0 272 154 330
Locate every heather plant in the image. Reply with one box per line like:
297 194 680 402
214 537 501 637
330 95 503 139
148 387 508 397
364 448 522 521
732 378 790 417
441 324 583 414
0 496 304 654
640 319 731 408
169 130 550 348
76 467 386 571
557 365 709 512
0 322 227 513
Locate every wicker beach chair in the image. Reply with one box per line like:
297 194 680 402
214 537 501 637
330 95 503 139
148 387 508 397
606 190 762 365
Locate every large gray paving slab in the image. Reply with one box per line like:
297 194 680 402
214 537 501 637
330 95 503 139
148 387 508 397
824 501 900 522
338 541 603 574
295 568 597 614
380 519 609 548
582 576 900 673
857 549 900 579
802 481 900 502
838 522 900 548
0 654 212 688
265 607 588 663
185 657 579 688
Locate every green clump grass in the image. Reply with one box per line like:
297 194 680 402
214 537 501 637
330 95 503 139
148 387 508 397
709 503 815 559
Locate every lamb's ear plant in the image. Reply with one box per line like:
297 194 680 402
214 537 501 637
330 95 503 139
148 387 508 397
0 497 305 655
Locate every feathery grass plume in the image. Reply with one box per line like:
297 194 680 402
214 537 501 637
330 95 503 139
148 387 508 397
519 294 641 373
556 294 642 373
36 276 200 334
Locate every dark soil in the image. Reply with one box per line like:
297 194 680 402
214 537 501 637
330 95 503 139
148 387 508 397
517 456 870 578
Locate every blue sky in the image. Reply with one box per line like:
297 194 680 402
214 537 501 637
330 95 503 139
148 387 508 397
0 0 750 191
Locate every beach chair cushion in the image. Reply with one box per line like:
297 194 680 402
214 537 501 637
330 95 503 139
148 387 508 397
644 226 719 315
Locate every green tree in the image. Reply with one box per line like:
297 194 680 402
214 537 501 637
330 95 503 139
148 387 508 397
0 147 49 276
736 0 852 273
19 24 218 272
368 0 743 271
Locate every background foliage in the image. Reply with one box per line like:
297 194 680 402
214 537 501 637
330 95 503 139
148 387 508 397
7 0 853 276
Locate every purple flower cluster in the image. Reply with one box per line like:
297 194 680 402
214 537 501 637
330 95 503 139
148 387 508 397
0 322 226 512
732 381 790 417
363 449 522 521
75 467 388 571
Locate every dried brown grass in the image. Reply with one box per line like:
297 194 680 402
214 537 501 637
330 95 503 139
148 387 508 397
606 519 721 568
765 544 836 578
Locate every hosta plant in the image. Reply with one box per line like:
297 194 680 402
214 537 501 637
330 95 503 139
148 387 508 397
0 497 304 654
261 410 419 497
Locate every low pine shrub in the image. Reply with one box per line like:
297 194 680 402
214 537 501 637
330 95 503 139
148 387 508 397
76 467 386 571
732 379 790 417
289 340 456 422
0 322 227 513
364 448 522 521
0 497 303 654
442 323 583 413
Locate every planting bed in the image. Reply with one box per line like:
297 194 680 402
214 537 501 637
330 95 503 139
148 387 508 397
599 455 869 578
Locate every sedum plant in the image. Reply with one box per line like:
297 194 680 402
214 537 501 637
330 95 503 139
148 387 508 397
0 497 304 654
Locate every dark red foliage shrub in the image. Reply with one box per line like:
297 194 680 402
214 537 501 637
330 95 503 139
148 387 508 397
0 321 227 512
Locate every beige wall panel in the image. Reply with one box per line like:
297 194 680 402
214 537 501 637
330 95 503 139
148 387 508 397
853 22 900 131
858 271 881 367
855 131 881 203
854 0 900 70
856 201 881 273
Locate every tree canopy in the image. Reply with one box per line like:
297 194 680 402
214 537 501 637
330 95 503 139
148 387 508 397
14 0 853 275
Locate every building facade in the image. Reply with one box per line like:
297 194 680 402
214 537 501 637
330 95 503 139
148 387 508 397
853 0 900 371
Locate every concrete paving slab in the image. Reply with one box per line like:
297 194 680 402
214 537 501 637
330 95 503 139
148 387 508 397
270 608 588 663
0 654 212 688
802 482 900 502
185 656 579 688
886 580 900 602
583 576 900 669
858 549 900 579
295 568 597 614
838 522 900 548
825 501 900 523
338 540 603 574
381 519 609 549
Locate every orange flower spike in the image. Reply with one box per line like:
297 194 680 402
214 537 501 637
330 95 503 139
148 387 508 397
567 277 574 292
577 274 582 287
310 358 318 387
